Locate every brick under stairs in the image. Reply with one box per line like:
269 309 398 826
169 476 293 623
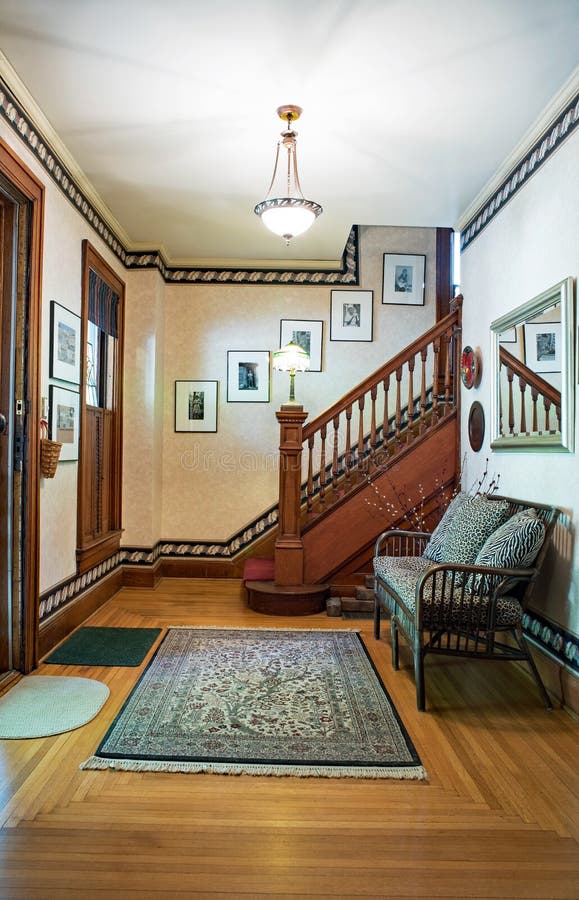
326 575 376 617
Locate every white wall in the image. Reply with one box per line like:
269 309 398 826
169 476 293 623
460 129 578 637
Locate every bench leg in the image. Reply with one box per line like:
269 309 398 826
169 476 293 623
373 600 381 639
391 618 400 670
414 643 426 711
515 628 553 711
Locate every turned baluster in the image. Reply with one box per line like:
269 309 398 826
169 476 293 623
357 395 366 472
518 377 527 434
419 346 427 434
370 385 377 461
332 414 340 494
382 374 390 451
506 367 515 434
443 331 452 414
344 405 353 490
499 373 504 435
395 367 403 445
407 355 415 443
555 405 561 434
306 435 315 513
319 424 327 506
531 387 539 433
432 338 440 424
543 397 551 434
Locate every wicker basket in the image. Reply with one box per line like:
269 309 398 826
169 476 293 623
40 437 62 478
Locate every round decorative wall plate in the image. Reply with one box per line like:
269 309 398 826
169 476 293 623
468 401 485 452
460 345 481 389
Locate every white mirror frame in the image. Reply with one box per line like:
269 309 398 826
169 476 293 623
490 277 575 452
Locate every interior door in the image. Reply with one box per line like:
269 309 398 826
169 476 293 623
0 189 16 674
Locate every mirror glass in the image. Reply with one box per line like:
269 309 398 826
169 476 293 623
490 277 575 452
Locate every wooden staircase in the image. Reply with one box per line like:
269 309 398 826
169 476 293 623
246 297 463 615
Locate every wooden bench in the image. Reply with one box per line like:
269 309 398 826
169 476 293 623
373 494 561 711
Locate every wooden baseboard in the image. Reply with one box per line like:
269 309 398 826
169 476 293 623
123 559 163 588
38 567 123 659
528 644 579 715
159 557 238 579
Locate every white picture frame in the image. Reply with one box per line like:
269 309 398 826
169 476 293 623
330 291 373 342
50 301 81 384
49 384 80 460
523 322 561 374
382 253 426 306
175 380 218 432
227 351 271 402
279 319 323 372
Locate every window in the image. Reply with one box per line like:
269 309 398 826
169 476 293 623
77 241 124 572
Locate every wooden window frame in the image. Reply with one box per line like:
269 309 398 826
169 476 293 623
77 240 125 573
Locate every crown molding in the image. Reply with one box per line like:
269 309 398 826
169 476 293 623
0 51 133 248
457 68 579 245
0 52 359 284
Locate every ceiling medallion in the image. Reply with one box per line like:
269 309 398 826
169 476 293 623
254 105 323 245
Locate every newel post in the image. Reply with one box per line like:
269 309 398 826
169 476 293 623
275 404 308 586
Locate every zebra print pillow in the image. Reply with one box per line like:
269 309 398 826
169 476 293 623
423 492 469 562
473 511 545 592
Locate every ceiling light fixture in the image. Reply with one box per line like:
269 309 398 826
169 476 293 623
254 105 322 245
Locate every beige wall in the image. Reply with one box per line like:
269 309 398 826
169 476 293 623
0 119 126 593
135 225 438 543
460 129 578 637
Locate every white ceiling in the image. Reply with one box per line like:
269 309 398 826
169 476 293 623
0 0 578 265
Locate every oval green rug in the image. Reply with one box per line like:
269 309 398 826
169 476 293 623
0 676 110 739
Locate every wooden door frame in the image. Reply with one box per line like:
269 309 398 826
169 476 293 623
0 138 44 673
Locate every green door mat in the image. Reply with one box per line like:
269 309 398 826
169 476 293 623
45 627 162 667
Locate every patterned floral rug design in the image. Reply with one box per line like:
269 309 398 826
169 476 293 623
81 627 426 779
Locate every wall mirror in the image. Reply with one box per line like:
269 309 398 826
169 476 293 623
490 277 575 452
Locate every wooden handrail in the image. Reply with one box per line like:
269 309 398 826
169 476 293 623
303 300 462 441
499 346 561 407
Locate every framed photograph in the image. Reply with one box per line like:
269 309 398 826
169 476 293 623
50 301 81 384
175 380 218 432
523 322 561 374
227 351 271 402
280 319 323 371
49 385 80 461
330 291 373 342
499 326 517 344
382 253 425 306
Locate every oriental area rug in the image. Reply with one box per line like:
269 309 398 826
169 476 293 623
81 627 426 780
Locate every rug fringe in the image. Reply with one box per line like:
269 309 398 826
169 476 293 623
80 756 427 780
167 626 360 634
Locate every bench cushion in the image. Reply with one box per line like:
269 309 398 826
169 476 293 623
377 566 523 628
373 555 432 580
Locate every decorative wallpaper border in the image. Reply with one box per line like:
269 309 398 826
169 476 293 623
0 74 360 286
522 610 579 674
39 507 280 621
460 92 579 251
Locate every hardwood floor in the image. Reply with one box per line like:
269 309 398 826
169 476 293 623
1 578 578 899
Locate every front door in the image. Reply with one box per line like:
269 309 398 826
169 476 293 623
0 139 44 681
0 188 16 675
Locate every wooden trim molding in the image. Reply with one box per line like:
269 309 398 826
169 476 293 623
0 137 44 672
